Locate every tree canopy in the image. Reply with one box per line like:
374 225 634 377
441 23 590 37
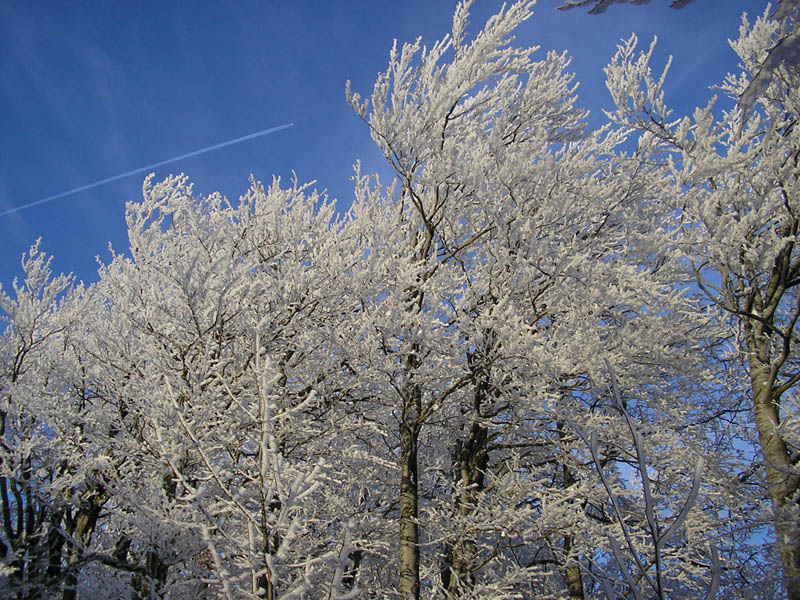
1 1 799 599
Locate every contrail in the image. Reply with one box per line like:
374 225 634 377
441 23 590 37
0 123 294 218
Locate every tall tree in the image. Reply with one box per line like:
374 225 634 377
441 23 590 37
0 243 115 599
82 174 365 598
0 2 778 598
346 1 732 597
603 7 800 597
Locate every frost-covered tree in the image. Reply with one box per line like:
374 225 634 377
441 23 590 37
0 1 782 599
344 1 735 597
559 0 800 116
603 6 800 597
78 174 368 599
0 243 97 599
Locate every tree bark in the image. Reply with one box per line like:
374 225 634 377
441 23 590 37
62 485 108 600
399 413 420 599
563 535 585 600
559 422 585 600
441 347 492 597
443 420 488 597
747 314 800 600
399 273 424 599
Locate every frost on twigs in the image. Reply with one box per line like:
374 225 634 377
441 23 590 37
570 361 719 600
0 1 791 598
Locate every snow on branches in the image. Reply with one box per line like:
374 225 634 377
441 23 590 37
1 2 796 599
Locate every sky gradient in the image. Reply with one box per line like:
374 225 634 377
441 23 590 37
0 0 759 289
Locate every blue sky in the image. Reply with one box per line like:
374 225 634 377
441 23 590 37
0 0 759 289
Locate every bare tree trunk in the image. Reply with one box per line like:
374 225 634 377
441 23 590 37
559 422 585 600
441 348 492 597
46 510 66 585
749 348 800 600
62 485 108 600
399 394 421 600
397 188 436 599
563 535 585 600
443 421 488 597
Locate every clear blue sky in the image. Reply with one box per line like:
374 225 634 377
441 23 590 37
0 0 759 289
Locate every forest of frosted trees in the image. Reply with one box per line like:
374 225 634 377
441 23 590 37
2 1 799 598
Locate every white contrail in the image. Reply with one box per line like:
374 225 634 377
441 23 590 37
0 123 294 218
